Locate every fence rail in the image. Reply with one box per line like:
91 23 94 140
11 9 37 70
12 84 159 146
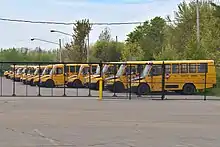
0 61 219 100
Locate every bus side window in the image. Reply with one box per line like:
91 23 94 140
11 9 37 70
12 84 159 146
189 63 196 73
181 63 188 73
91 66 97 74
57 68 63 74
64 66 69 73
198 63 208 73
131 66 136 74
70 66 75 73
76 66 80 73
172 64 179 73
150 65 162 76
165 64 171 74
137 65 144 74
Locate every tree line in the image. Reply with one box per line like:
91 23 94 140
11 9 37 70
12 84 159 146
1 1 220 64
62 1 220 64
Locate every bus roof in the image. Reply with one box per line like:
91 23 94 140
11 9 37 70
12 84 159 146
148 60 214 64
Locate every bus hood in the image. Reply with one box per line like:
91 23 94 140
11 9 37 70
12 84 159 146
131 76 144 81
105 75 119 81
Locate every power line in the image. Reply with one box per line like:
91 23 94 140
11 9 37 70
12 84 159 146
0 16 217 26
0 17 145 26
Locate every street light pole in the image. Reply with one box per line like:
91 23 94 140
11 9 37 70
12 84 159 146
87 33 90 63
31 38 62 62
50 30 72 37
59 39 62 62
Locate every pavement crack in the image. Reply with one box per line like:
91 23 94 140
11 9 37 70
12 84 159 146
6 127 76 146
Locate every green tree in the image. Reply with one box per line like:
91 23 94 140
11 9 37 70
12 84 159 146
125 17 167 60
65 19 92 62
170 1 220 62
91 27 124 62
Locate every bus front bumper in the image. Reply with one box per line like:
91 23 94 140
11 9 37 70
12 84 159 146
127 86 138 93
106 84 113 91
38 81 46 87
88 83 97 89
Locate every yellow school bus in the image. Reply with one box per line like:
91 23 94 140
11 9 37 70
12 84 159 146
88 62 122 90
25 65 46 86
4 70 10 79
130 60 216 95
105 61 148 93
12 66 28 81
21 65 38 83
39 64 81 88
4 65 22 79
32 64 53 86
66 64 99 88
8 65 25 80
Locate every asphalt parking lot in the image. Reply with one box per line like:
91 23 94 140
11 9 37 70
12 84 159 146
0 77 219 100
1 99 220 147
0 78 220 146
0 77 118 97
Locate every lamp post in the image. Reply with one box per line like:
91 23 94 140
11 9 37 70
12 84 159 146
50 29 90 62
50 30 73 37
31 38 62 62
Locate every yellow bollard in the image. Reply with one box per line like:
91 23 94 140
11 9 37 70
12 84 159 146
98 79 103 101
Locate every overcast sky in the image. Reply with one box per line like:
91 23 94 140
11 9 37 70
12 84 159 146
0 0 193 50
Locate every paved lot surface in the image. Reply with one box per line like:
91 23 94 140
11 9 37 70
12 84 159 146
1 98 220 147
0 77 219 100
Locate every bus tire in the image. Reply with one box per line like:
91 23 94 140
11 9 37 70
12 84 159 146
137 83 150 95
45 79 55 88
182 83 196 95
112 81 124 93
30 79 35 86
73 79 83 88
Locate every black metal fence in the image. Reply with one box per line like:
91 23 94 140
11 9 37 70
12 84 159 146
0 61 219 100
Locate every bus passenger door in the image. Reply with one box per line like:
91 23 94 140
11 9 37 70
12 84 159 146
150 65 163 92
53 67 63 85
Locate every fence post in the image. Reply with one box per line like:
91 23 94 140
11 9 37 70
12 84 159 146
129 63 132 100
204 66 207 101
25 63 28 96
161 61 165 100
12 64 16 96
88 63 91 97
0 62 2 96
113 63 117 97
63 63 66 96
38 63 41 96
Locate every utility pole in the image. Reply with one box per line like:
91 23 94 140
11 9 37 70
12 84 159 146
59 39 62 62
196 0 200 51
87 33 90 63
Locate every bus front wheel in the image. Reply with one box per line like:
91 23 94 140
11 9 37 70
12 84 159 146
182 83 196 95
137 83 150 95
45 80 55 88
112 82 125 93
73 79 83 88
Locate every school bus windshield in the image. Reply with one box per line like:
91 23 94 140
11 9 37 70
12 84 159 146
16 68 23 74
116 64 125 77
102 65 109 74
42 67 51 75
140 64 152 78
95 66 100 75
34 68 39 75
